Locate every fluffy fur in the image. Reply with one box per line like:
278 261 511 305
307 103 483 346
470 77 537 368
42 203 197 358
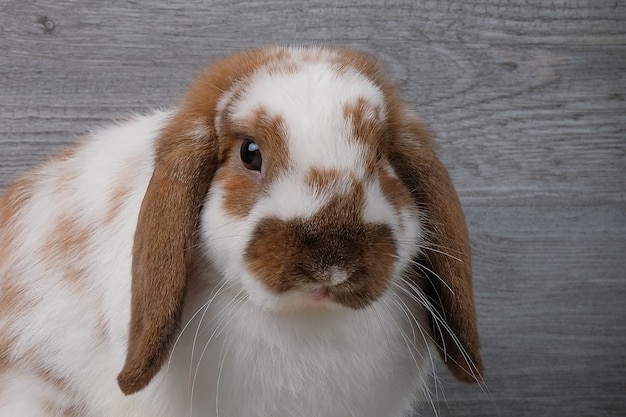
0 46 482 417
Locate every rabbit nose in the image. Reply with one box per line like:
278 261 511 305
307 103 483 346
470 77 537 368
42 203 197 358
328 266 349 285
292 226 364 284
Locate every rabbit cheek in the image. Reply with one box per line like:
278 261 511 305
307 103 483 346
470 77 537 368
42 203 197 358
213 169 260 218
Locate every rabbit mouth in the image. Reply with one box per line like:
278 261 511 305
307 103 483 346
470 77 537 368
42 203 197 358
268 282 386 312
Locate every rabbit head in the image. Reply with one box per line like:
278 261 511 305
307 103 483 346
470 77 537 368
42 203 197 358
117 46 483 395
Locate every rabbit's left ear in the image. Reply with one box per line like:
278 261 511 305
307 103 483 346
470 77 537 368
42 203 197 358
117 111 219 395
387 117 484 384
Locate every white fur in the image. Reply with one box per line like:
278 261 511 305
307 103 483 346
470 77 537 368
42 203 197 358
0 49 435 417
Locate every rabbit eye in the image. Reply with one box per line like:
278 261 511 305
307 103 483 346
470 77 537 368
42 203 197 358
240 138 262 171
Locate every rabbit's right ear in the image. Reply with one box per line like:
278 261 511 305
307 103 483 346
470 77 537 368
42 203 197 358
117 48 282 395
117 112 219 395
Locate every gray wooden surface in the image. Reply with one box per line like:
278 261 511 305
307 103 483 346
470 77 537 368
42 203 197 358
1 1 625 416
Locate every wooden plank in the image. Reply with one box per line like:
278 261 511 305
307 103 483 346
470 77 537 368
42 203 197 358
419 203 626 416
0 1 625 416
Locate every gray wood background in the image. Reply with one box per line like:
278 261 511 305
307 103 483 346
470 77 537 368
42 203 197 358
1 1 624 416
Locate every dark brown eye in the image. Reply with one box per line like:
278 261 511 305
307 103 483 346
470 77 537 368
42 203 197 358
240 138 262 171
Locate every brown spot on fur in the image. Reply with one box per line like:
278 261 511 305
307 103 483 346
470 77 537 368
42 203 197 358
245 179 396 309
343 97 384 147
329 48 388 88
0 281 31 317
215 108 289 218
305 167 343 191
343 97 385 175
245 109 290 180
214 170 258 218
43 215 91 286
105 178 132 225
0 331 15 373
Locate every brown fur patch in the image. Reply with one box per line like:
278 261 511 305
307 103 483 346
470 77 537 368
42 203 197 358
214 170 258 218
0 281 31 317
43 215 91 287
329 48 384 82
62 406 82 417
215 108 290 218
343 97 384 148
244 109 290 180
245 178 396 309
343 97 386 176
52 147 79 162
305 167 343 191
0 330 15 373
104 184 129 225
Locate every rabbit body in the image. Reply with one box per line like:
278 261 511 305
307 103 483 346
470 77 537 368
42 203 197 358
0 112 429 417
0 46 482 417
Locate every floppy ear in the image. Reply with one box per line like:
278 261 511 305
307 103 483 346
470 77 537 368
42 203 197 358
388 118 484 384
116 113 219 395
115 48 286 395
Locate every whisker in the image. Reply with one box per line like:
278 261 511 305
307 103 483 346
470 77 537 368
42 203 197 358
369 298 397 378
166 279 232 378
215 331 236 417
190 289 247 416
420 246 463 263
188 279 233 389
398 276 484 384
407 259 455 296
389 285 446 417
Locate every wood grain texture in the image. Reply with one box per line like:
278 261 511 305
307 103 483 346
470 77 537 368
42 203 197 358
1 0 625 416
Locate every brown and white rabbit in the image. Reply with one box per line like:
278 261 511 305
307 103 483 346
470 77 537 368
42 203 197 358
0 46 483 417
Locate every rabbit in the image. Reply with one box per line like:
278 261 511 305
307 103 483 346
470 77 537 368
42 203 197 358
0 46 483 417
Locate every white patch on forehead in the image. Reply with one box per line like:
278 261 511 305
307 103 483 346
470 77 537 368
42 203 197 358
219 50 396 226
228 55 386 173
